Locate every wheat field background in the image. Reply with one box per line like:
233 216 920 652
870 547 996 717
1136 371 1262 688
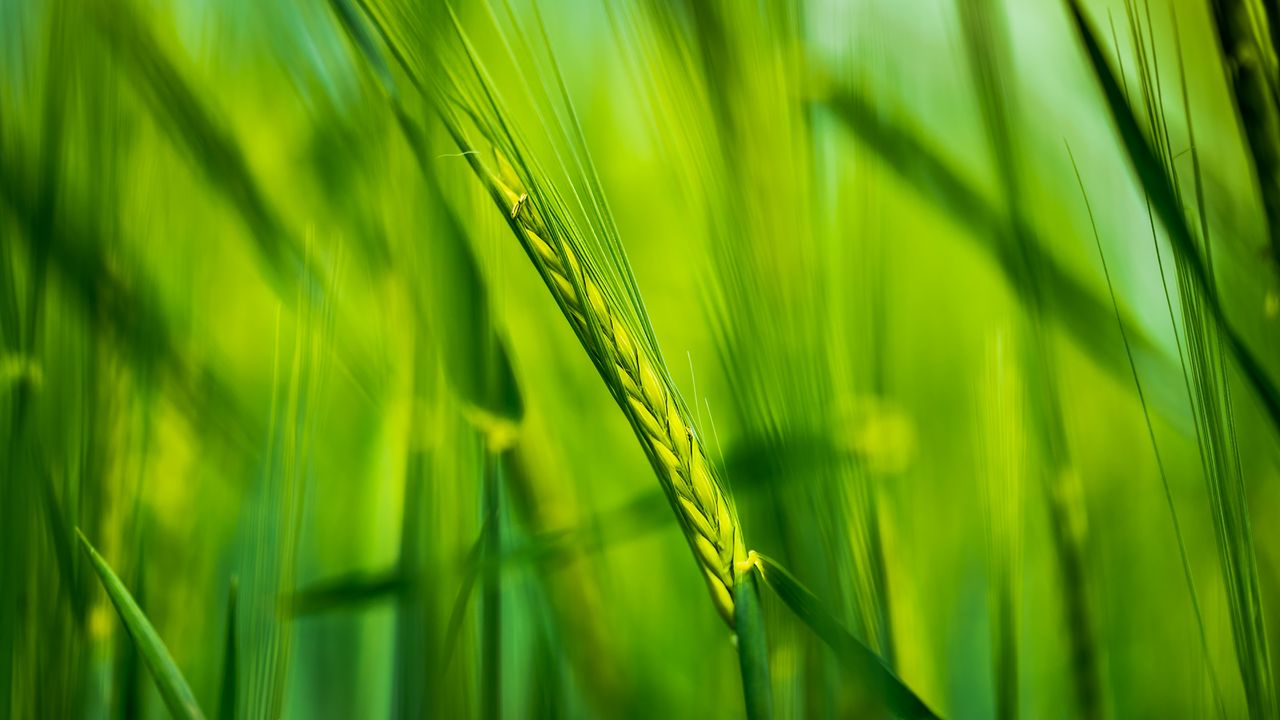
3 0 1280 717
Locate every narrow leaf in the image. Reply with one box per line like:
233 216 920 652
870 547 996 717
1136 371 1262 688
1064 0 1280 439
76 529 205 720
754 554 940 719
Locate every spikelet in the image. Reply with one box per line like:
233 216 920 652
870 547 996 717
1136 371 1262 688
452 136 747 625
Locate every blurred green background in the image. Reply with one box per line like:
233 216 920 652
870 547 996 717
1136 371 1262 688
3 0 1280 717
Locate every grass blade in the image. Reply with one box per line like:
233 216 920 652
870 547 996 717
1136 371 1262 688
752 553 939 719
1067 3 1279 715
76 528 205 720
1064 0 1280 439
1067 142 1227 718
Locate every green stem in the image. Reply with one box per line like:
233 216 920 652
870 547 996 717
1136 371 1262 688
481 450 502 720
735 569 773 720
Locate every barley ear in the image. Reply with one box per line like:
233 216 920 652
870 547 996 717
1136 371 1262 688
448 132 748 625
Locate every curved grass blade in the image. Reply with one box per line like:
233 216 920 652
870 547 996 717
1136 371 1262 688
752 554 939 719
76 529 206 720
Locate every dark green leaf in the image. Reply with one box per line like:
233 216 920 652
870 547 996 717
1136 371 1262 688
1064 0 1280 440
286 569 409 617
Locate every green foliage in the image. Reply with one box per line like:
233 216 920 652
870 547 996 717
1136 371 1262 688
4 0 1280 717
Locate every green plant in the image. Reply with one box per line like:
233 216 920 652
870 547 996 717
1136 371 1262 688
6 0 1280 717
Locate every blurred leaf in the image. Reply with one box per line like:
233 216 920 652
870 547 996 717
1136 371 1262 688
819 87 1190 436
219 578 239 720
89 0 304 293
442 526 486 673
430 195 525 444
493 488 670 569
286 569 408 617
38 471 85 624
1210 0 1280 258
723 432 846 493
328 0 524 438
285 488 670 620
1064 0 1280 440
0 138 259 452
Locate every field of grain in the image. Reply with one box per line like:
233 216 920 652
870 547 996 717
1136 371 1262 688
4 0 1280 717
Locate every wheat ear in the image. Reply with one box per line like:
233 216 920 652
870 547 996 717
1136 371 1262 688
445 129 748 626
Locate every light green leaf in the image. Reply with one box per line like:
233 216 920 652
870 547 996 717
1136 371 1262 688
76 529 206 720
754 553 940 719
